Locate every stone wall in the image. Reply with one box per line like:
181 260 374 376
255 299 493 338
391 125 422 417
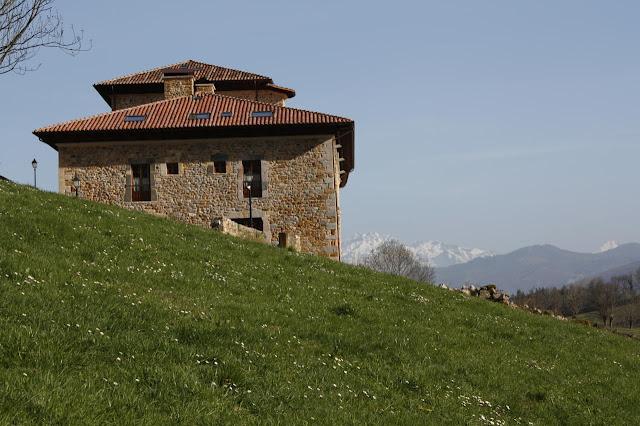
111 93 165 110
110 88 287 110
164 75 194 99
58 135 342 259
215 89 289 106
212 217 266 243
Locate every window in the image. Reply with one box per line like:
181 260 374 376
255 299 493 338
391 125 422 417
242 160 262 198
232 217 264 232
220 111 233 118
166 162 179 175
131 164 151 202
250 111 273 118
189 112 211 120
212 154 227 174
124 115 146 122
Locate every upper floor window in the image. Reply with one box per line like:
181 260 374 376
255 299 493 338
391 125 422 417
131 164 151 202
242 160 262 198
166 162 179 175
212 154 227 174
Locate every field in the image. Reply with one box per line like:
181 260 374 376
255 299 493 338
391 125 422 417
578 307 640 340
0 180 639 424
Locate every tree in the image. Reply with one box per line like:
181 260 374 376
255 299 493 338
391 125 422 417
612 274 634 328
593 278 616 327
564 284 583 318
1 0 88 74
361 240 436 284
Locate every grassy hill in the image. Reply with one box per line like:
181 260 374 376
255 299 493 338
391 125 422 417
577 306 640 340
0 180 639 424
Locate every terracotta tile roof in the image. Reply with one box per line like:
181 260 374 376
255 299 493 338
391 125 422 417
33 93 354 186
34 93 351 133
95 60 273 86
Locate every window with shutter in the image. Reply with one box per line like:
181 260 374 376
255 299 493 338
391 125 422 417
131 164 151 202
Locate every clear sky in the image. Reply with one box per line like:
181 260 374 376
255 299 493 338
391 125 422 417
1 0 639 254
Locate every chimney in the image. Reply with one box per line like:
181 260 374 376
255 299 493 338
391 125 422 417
195 82 216 95
162 67 195 99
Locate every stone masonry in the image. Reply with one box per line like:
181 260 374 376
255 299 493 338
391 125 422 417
58 135 343 259
110 88 288 111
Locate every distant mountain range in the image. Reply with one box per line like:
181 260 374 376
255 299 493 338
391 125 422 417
341 233 493 268
436 242 640 293
343 234 640 293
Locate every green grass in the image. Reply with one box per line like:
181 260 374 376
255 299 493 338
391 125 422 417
0 180 639 425
577 308 640 339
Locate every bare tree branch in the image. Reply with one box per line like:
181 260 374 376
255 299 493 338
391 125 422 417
0 0 90 75
361 240 436 284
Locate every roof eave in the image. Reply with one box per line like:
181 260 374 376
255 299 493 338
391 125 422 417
34 121 354 186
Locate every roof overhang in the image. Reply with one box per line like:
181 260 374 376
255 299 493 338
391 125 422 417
35 122 354 187
94 79 295 109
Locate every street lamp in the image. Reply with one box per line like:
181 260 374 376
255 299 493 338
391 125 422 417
72 174 80 198
243 174 254 229
31 158 38 188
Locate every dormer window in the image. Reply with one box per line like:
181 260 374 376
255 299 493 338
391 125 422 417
189 112 211 120
124 115 146 122
251 111 273 118
220 111 233 118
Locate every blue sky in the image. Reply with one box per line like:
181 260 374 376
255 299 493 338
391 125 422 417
1 0 639 254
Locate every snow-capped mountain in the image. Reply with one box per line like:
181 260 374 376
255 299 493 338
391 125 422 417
598 240 619 253
341 233 494 268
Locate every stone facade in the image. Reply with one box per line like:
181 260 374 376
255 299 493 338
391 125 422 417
164 75 195 99
219 89 288 106
111 93 165 110
110 88 287 111
212 217 267 243
58 135 342 259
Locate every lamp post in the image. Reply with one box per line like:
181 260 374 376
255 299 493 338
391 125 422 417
244 175 254 229
31 158 38 188
72 174 80 198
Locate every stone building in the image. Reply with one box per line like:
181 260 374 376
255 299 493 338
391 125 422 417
34 60 354 260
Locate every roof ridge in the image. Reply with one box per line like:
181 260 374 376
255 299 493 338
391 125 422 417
94 59 274 86
93 60 189 86
187 59 272 81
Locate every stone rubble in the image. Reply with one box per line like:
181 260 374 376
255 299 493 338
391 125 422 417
438 283 568 321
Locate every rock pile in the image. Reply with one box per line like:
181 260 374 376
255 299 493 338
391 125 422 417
459 284 511 305
437 283 570 321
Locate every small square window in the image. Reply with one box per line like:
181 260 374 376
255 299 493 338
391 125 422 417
251 111 273 118
124 115 146 122
166 162 179 175
212 154 228 174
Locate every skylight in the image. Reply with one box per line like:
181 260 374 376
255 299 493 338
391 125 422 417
251 111 273 118
220 111 233 118
124 115 146 122
190 112 211 120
